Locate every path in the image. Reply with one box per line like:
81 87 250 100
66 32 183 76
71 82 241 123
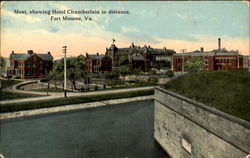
1 84 154 105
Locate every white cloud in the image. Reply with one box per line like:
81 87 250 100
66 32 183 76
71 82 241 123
121 26 139 33
2 9 41 23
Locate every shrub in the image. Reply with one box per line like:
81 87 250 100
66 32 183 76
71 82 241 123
147 76 159 85
166 70 174 77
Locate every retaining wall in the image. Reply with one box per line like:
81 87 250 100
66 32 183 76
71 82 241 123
154 87 250 158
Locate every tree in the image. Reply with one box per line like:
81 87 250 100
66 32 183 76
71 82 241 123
105 69 121 87
0 56 6 76
48 69 63 89
184 58 205 72
133 69 142 83
54 55 87 90
119 66 130 82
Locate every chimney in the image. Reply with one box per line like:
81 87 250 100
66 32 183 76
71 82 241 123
218 38 221 51
48 51 51 55
27 50 33 55
97 52 99 56
200 47 204 52
86 52 88 56
12 51 14 54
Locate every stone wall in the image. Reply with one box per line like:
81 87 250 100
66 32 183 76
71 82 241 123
154 87 250 158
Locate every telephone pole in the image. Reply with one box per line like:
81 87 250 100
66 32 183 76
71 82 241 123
62 46 67 98
180 49 186 75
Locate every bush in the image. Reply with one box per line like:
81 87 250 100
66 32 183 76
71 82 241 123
166 70 174 77
40 78 49 82
147 76 159 85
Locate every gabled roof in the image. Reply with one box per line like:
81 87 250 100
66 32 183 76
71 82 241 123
10 52 53 61
37 54 53 61
88 54 107 60
118 48 130 51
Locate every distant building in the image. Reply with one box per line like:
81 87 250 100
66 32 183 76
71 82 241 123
105 42 175 71
172 38 244 72
242 55 249 69
8 50 53 79
86 53 112 73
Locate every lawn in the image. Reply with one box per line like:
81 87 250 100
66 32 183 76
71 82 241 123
31 87 65 92
162 70 250 121
0 91 44 100
1 89 154 113
0 79 22 89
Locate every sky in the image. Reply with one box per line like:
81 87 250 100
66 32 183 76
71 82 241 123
1 1 249 59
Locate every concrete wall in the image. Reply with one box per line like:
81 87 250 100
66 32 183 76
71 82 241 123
154 87 250 158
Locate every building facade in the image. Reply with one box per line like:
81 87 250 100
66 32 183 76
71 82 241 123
86 53 112 73
173 49 244 72
105 43 175 72
173 39 244 72
8 50 53 79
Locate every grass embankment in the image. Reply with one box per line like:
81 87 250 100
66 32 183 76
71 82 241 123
162 70 250 121
1 79 22 89
0 91 44 100
0 79 44 100
0 89 154 113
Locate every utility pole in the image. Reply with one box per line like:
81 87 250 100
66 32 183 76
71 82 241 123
180 49 186 75
62 46 67 98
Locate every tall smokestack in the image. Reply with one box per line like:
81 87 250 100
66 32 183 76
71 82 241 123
200 47 204 52
218 38 221 51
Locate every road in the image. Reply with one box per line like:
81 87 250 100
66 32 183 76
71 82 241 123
0 100 169 158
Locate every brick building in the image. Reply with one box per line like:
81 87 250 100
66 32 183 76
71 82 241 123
8 50 53 79
172 39 244 72
105 42 175 71
86 53 112 73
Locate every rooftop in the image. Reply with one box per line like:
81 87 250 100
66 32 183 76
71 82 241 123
10 50 53 61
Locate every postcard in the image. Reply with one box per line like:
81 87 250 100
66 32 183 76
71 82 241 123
0 1 249 158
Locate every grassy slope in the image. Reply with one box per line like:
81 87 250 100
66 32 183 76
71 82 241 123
0 79 44 100
162 70 250 121
0 91 44 100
